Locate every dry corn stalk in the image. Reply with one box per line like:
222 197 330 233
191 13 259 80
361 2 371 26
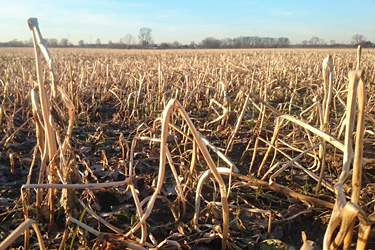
225 93 250 154
257 117 283 176
316 55 334 195
27 18 59 249
193 167 232 229
126 98 230 250
28 16 79 218
0 219 46 250
67 217 147 250
207 98 228 126
323 69 370 250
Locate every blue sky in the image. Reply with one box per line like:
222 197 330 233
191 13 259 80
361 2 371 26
0 0 374 45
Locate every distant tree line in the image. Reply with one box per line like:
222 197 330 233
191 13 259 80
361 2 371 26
297 34 374 48
199 36 291 48
0 30 373 49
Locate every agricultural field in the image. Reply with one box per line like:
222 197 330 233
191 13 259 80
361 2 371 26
0 46 375 249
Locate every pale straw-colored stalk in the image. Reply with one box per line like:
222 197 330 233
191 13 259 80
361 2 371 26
343 63 367 248
193 167 232 229
128 129 147 243
323 69 370 250
27 17 59 247
0 219 45 250
68 217 147 250
126 99 230 250
207 99 228 126
266 142 321 185
235 173 334 209
257 117 283 176
316 55 334 195
225 93 250 154
249 93 346 152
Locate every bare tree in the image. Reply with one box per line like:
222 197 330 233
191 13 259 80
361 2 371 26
172 41 180 48
277 37 290 47
78 40 85 47
201 37 221 48
122 33 135 45
46 38 58 47
60 38 69 47
352 34 366 44
96 38 101 46
138 27 153 45
309 36 321 46
221 38 233 47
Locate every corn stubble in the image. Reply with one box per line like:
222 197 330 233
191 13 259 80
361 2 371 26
0 18 374 250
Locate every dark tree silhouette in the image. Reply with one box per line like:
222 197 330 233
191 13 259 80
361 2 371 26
138 27 153 45
352 34 366 44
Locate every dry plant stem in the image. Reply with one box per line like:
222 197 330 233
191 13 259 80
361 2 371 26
267 142 321 185
77 200 124 235
323 70 364 250
22 180 130 190
316 55 334 195
31 88 46 209
235 173 334 209
125 106 171 237
68 217 147 250
225 93 250 154
207 99 228 126
331 202 370 250
258 117 283 176
127 99 229 250
165 147 186 218
249 93 346 152
28 18 58 224
0 105 2 127
0 219 46 250
21 182 129 240
344 71 366 249
200 135 239 172
356 45 362 70
249 91 266 173
193 167 231 228
27 18 58 166
156 239 180 249
0 117 31 147
301 231 315 250
58 86 75 148
128 134 147 244
249 130 260 173
331 202 359 250
20 186 30 249
68 216 101 236
322 55 334 129
187 140 197 184
279 113 345 151
337 71 361 185
258 137 334 192
350 75 366 211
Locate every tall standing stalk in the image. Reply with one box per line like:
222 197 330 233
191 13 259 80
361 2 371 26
343 47 366 249
27 18 58 225
316 55 334 195
323 69 369 250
